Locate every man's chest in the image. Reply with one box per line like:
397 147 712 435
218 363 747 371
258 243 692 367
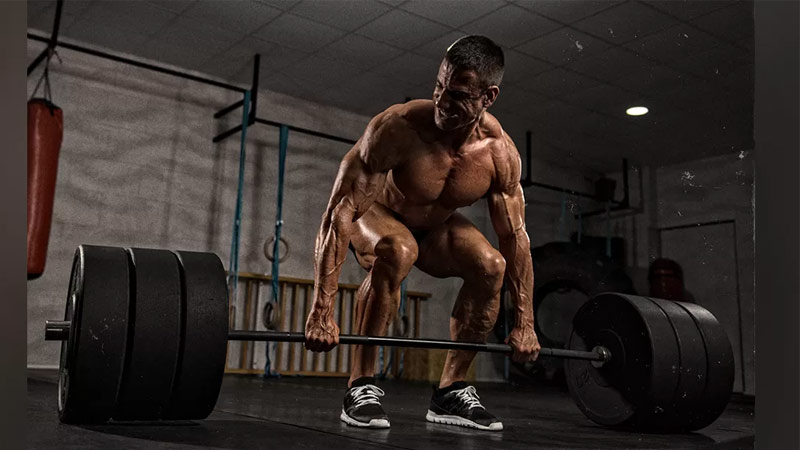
389 144 496 208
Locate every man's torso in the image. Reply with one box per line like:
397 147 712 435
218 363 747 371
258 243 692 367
374 101 508 230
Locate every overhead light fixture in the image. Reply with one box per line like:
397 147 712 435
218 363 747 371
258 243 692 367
626 106 649 116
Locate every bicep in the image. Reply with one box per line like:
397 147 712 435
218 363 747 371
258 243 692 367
488 184 526 240
327 147 386 222
489 135 526 239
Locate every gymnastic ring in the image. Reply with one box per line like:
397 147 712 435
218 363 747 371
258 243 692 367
263 236 290 263
262 301 279 330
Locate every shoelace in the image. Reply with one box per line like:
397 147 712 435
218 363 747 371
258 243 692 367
350 384 385 408
453 385 485 410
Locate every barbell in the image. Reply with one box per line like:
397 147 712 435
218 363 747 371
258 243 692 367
45 245 734 432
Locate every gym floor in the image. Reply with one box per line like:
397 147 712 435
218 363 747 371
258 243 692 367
28 370 754 450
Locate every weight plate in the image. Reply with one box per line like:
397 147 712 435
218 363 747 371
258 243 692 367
163 250 229 420
675 301 735 430
58 245 131 424
565 293 682 430
647 297 708 432
113 248 182 420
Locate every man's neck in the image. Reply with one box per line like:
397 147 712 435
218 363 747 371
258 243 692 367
440 112 485 151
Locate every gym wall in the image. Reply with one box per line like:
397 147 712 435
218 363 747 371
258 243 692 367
25 38 598 382
596 152 755 395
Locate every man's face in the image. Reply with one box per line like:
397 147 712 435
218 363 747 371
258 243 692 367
433 60 488 131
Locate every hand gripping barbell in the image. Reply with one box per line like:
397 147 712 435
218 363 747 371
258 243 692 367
44 245 734 432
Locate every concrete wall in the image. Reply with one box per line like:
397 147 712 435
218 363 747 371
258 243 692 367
26 39 595 382
592 152 755 394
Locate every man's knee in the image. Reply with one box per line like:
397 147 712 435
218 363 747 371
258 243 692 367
374 235 418 279
473 251 506 291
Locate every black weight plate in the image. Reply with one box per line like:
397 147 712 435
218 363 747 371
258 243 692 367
618 294 682 430
647 297 708 432
163 250 229 420
113 248 182 420
58 245 131 424
675 301 735 430
566 293 682 430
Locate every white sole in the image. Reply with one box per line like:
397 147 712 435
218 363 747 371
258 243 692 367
340 409 390 429
426 410 503 431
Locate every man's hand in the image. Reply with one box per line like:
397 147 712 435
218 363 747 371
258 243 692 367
304 309 340 352
505 326 541 363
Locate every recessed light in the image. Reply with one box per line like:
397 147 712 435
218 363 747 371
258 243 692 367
626 106 649 116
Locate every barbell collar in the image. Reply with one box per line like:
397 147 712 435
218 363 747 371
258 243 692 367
45 321 610 363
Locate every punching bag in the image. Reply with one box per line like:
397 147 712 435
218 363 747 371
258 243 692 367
27 98 63 279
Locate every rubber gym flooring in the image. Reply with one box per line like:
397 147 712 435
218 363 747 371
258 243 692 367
27 370 754 450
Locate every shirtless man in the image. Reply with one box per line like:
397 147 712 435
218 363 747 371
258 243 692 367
305 35 540 431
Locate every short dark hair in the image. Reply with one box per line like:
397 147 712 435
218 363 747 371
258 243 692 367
445 35 504 87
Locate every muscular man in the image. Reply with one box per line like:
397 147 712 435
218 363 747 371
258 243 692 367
305 35 541 431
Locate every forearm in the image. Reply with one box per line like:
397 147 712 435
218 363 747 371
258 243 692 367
499 228 534 329
312 199 355 317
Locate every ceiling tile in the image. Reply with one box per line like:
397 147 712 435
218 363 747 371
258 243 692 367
256 0 301 10
63 22 151 56
146 1 197 14
70 1 178 36
624 23 724 66
690 1 754 43
515 27 611 66
492 88 548 116
323 34 404 67
409 31 465 60
610 63 687 97
201 37 310 84
281 54 364 88
501 49 553 85
563 82 641 116
572 1 679 44
356 9 451 50
527 68 599 98
137 42 214 72
29 0 89 34
182 1 281 34
259 71 320 100
459 4 562 47
253 13 346 52
289 0 392 31
643 0 734 21
147 16 243 58
513 0 622 24
369 52 440 84
567 47 651 83
399 0 505 28
678 42 751 79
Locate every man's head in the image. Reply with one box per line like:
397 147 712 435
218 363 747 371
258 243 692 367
433 35 504 131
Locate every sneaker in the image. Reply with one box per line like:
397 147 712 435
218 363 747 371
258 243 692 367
426 382 503 431
340 377 390 428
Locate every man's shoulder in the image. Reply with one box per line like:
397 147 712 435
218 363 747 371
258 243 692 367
481 113 521 190
374 100 434 129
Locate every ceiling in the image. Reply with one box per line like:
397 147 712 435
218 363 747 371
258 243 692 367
27 0 754 174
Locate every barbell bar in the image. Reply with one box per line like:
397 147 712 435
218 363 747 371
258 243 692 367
44 320 611 362
47 244 735 432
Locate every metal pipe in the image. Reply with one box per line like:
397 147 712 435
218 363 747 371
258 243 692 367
27 0 64 75
249 54 260 125
255 118 358 145
214 99 244 119
27 33 247 93
45 320 609 362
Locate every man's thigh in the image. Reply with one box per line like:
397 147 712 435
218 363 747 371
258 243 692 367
414 212 498 279
349 203 415 271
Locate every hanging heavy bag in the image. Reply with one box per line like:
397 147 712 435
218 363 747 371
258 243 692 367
27 60 64 279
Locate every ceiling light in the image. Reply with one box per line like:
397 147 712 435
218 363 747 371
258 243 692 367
626 106 649 116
